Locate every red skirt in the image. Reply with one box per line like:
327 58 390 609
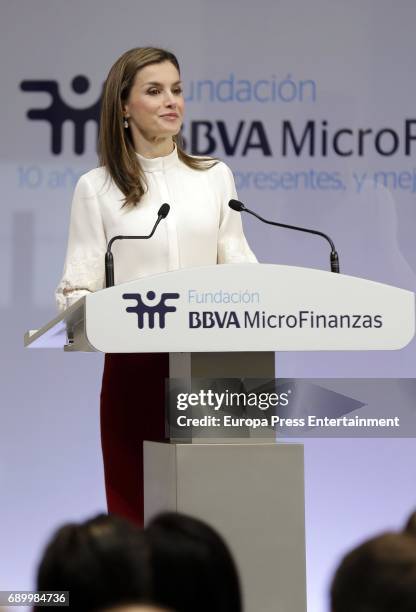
100 353 169 526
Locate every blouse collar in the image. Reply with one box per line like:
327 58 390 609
136 144 179 173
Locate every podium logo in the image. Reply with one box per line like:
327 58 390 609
123 291 180 329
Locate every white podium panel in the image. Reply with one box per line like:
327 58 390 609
25 264 416 353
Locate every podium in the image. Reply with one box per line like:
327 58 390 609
25 264 415 612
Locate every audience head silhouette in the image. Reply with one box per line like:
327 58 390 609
35 514 150 611
331 511 416 612
145 512 242 612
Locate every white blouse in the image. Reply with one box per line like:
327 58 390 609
56 147 257 311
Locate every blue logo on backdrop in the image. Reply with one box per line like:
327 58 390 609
123 291 180 329
20 76 102 154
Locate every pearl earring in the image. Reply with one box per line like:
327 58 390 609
123 119 129 129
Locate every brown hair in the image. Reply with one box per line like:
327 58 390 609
404 511 416 536
35 514 152 611
330 512 416 612
98 47 216 207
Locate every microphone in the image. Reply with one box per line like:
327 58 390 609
105 203 171 288
229 199 340 273
158 202 170 219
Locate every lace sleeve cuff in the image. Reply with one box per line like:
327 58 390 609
55 252 105 312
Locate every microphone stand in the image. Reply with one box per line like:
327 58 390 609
229 200 340 273
105 204 170 288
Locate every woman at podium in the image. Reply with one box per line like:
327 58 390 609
56 47 256 525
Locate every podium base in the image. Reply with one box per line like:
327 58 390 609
144 441 306 612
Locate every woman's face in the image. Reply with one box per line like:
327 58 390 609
123 61 184 145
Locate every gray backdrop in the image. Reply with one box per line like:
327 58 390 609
1 1 416 610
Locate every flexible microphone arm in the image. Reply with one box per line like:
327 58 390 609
229 199 340 273
105 203 170 288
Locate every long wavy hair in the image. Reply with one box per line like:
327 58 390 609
99 47 216 207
